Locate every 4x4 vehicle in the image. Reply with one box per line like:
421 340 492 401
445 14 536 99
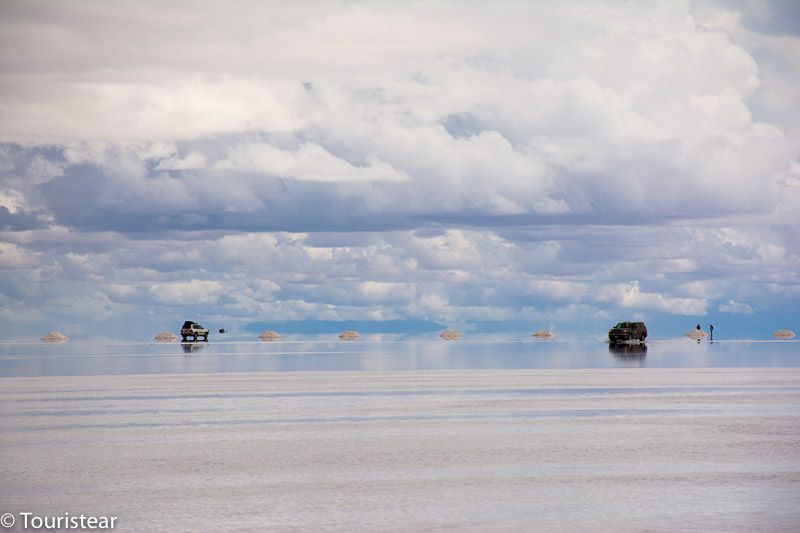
181 321 209 342
608 322 647 344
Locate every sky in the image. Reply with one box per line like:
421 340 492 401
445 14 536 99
1 0 799 341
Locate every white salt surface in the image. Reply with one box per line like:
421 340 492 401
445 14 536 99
2 368 800 531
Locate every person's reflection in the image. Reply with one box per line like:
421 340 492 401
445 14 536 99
181 342 205 354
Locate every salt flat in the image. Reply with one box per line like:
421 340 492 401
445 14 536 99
2 368 800 532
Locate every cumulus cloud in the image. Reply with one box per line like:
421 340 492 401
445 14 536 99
0 189 29 214
0 0 798 338
597 281 708 316
148 280 224 306
719 299 754 314
0 242 39 268
217 141 408 182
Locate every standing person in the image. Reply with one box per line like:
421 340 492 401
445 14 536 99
709 324 714 341
696 324 701 331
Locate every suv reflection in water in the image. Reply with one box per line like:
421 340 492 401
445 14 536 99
181 342 205 354
609 342 647 359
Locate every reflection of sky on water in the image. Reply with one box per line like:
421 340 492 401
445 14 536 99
0 340 798 377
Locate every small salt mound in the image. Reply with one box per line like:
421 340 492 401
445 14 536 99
339 331 359 341
532 329 555 339
440 329 461 341
154 332 178 342
259 330 281 341
41 331 68 343
686 329 706 340
773 329 796 339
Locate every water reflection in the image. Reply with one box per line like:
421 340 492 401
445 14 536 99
609 342 647 365
609 342 647 356
181 342 206 354
1 339 798 377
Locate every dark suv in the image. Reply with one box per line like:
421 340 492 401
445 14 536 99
608 322 647 344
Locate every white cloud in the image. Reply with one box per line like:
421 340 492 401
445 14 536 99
0 189 29 214
413 292 451 320
148 280 224 306
597 281 707 315
0 1 798 339
357 281 416 304
401 230 484 271
217 141 408 182
690 89 753 134
104 283 138 300
526 280 588 301
719 299 754 314
0 77 311 142
0 242 39 268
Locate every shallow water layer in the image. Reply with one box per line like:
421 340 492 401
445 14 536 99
0 339 799 377
1 368 799 532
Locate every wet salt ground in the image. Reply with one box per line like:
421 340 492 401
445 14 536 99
0 339 799 377
1 343 800 531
